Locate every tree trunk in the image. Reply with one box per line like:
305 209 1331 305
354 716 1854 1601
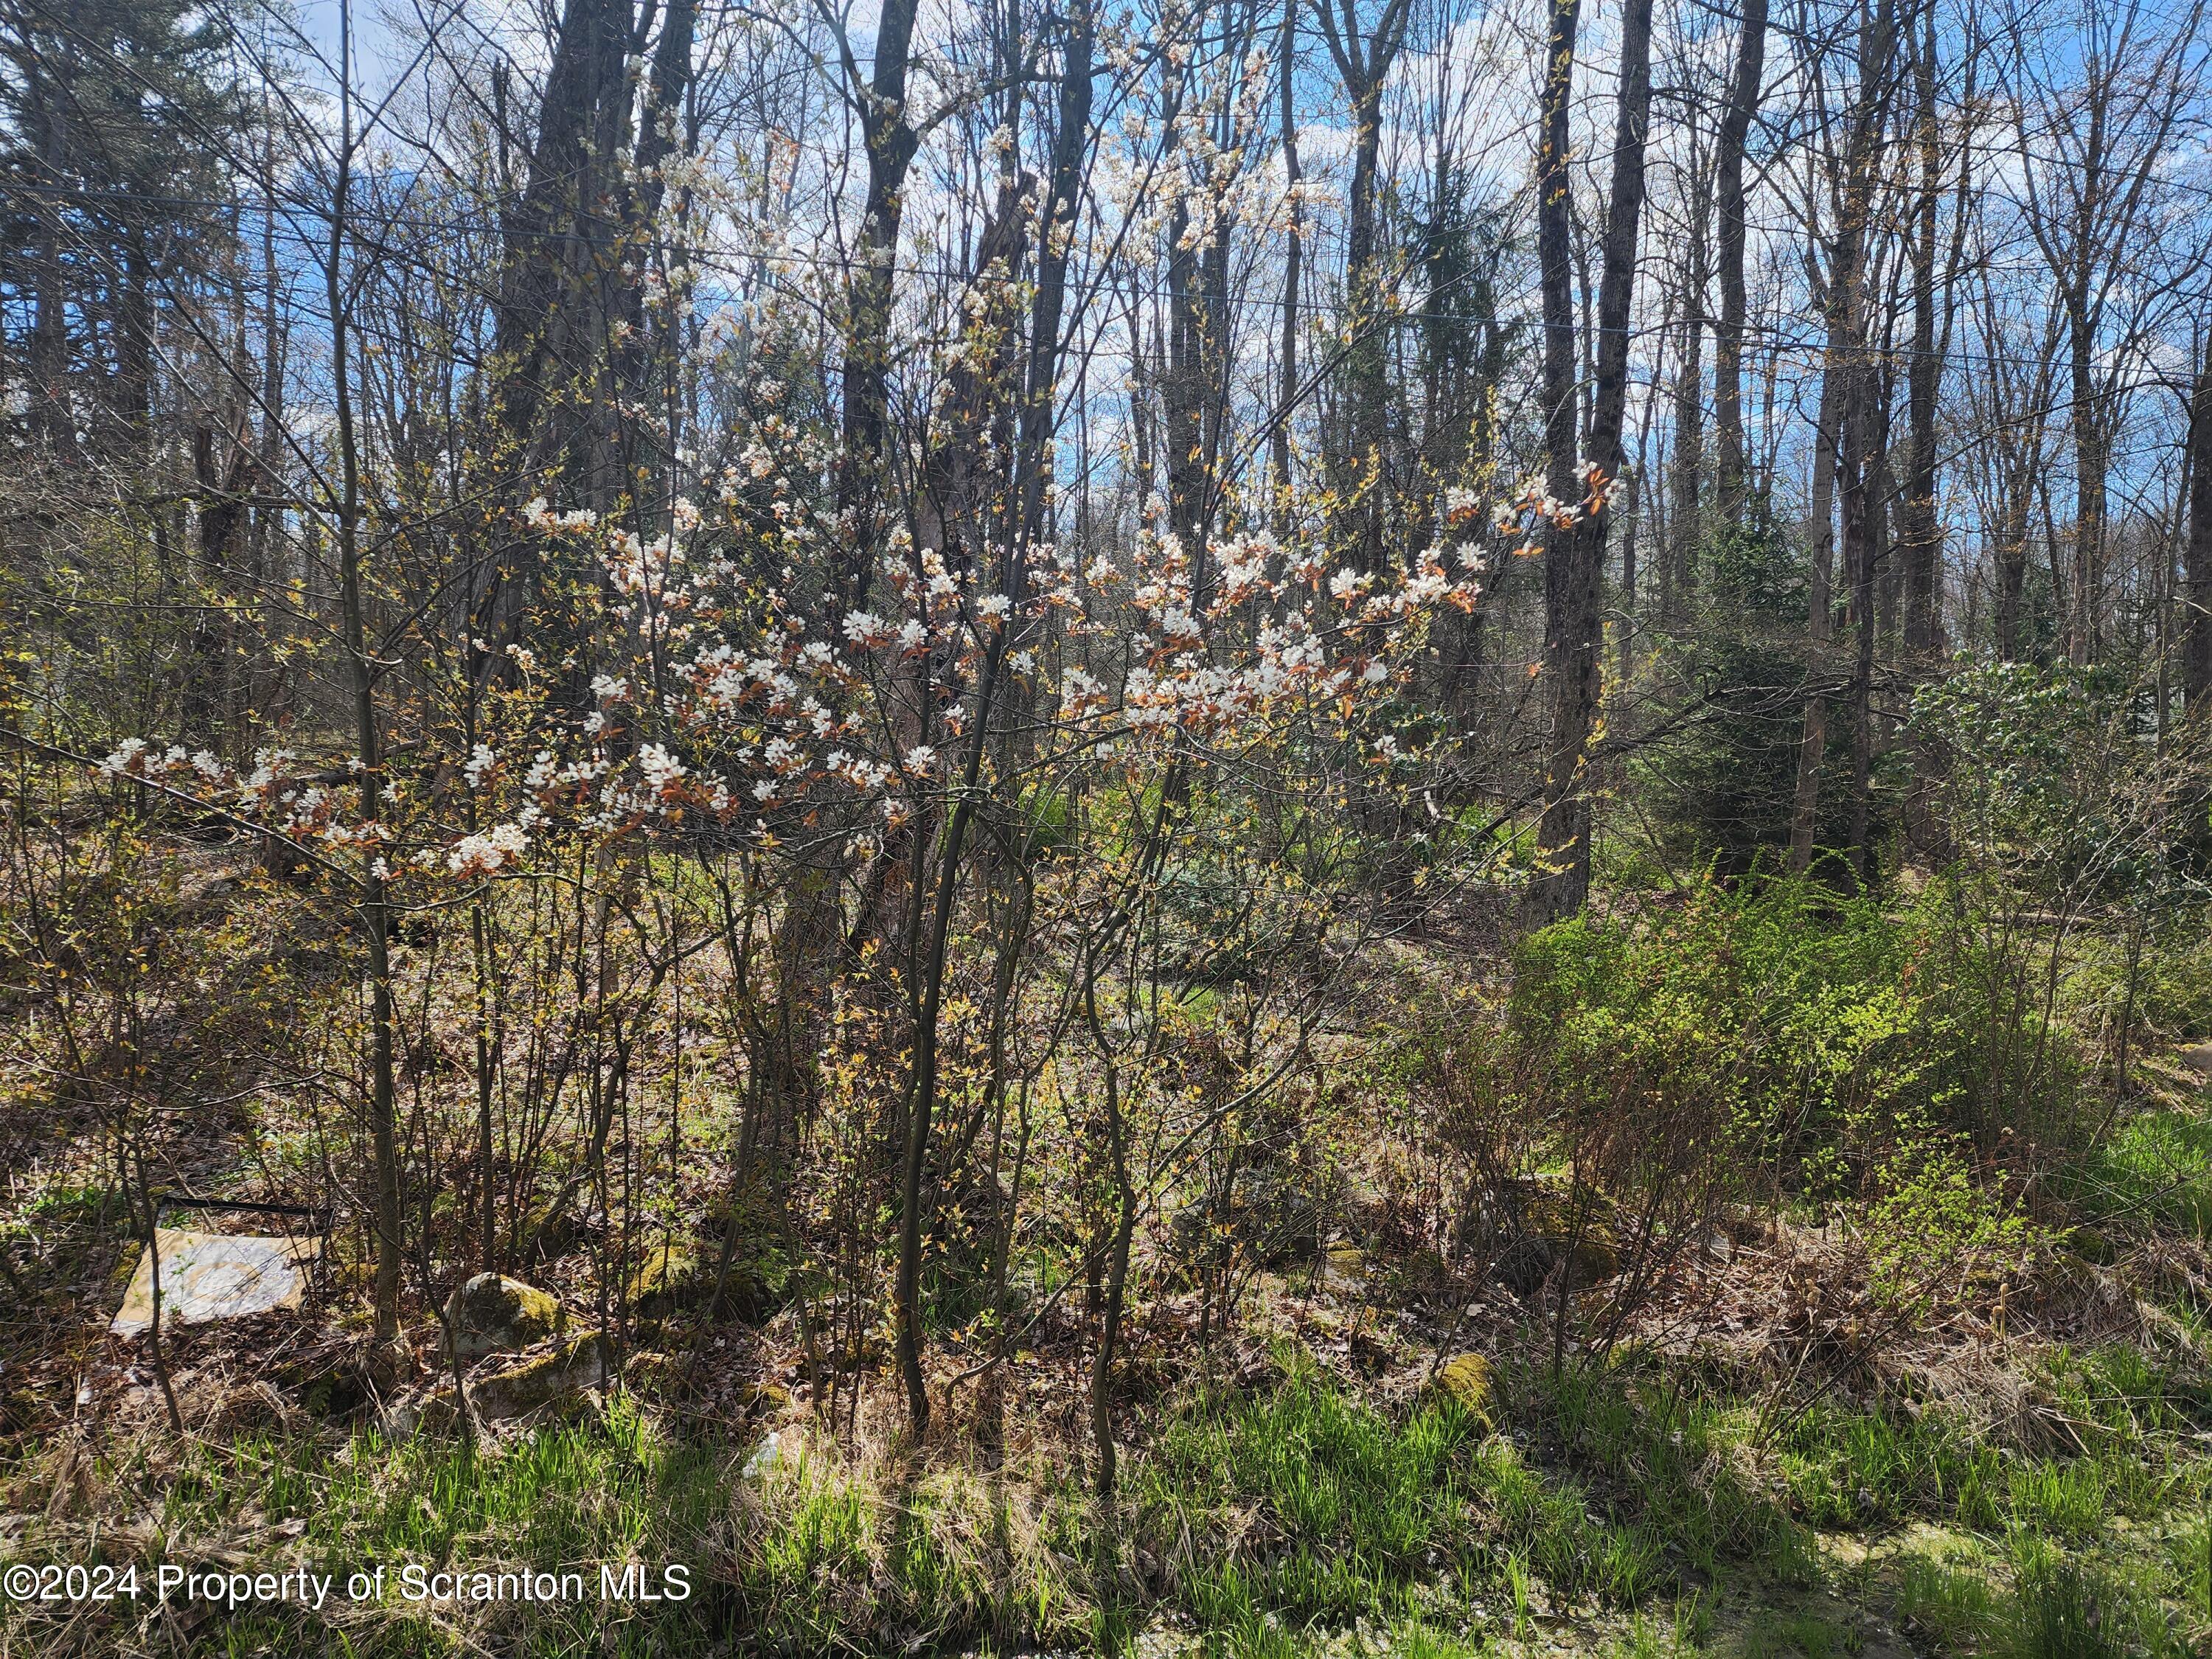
1788 367 1843 872
1020 4 1095 544
1534 0 1649 922
1315 0 1413 572
1533 0 1585 919
1899 15 1943 661
1270 0 1301 532
327 6 404 1356
1668 216 1708 618
2067 297 2104 667
1713 0 1768 523
835 0 922 605
2186 341 2212 715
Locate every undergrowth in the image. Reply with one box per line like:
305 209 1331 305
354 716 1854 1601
14 1342 2212 1655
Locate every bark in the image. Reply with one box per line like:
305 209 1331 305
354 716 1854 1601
1019 4 1095 544
2066 298 2106 667
835 0 925 594
1713 0 1768 522
1667 195 1708 619
1315 0 1413 570
1270 0 1301 532
1535 0 1650 921
476 0 638 659
1790 0 1895 877
1162 66 1205 549
29 71 71 453
1787 366 1843 872
327 10 403 1353
1532 0 1583 917
2187 341 2212 715
1899 13 1942 661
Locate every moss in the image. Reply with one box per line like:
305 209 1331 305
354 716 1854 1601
626 1241 703 1316
473 1336 611 1421
1430 1353 1495 1429
444 1273 564 1361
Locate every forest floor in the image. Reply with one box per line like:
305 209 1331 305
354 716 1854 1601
7 856 2212 1655
7 1124 2212 1658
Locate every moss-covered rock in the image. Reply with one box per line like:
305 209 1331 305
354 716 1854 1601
626 1241 705 1318
444 1273 563 1362
1489 1183 1624 1295
1496 1228 1621 1295
472 1335 611 1421
1429 1353 1495 1429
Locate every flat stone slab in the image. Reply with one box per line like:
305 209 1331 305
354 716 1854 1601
111 1228 319 1334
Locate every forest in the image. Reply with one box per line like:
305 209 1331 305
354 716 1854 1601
4 0 2212 1649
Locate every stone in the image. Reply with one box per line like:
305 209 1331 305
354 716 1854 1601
626 1242 705 1318
443 1273 563 1363
1430 1353 1495 1428
1486 1184 1622 1295
742 1380 792 1413
471 1336 611 1421
1494 1230 1621 1296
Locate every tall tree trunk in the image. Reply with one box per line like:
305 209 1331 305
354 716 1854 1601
1788 366 1843 872
1019 6 1094 546
833 0 922 604
1791 0 1894 877
28 75 72 453
1161 60 1205 550
1899 13 1943 661
1668 215 1708 618
1532 0 1584 918
327 4 403 1357
1315 0 1413 571
2067 308 2107 667
1713 0 1768 522
476 0 637 664
2186 340 2212 716
1270 0 1301 532
1536 0 1650 921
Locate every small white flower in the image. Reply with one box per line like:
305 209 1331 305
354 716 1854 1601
639 743 687 791
99 738 149 776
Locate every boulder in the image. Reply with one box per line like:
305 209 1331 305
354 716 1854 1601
626 1242 706 1319
443 1273 563 1363
1428 1353 1495 1430
471 1336 611 1421
1495 1228 1621 1296
1487 1183 1622 1296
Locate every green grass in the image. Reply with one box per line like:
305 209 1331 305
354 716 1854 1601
2075 1101 2212 1237
13 1350 2212 1655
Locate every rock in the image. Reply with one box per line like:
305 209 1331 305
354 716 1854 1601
472 1336 611 1421
443 1273 563 1363
516 1203 582 1263
742 1380 792 1413
624 1349 675 1391
2062 1225 2114 1265
626 1242 705 1318
1429 1353 1495 1429
1494 1230 1621 1296
1323 1245 1366 1289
